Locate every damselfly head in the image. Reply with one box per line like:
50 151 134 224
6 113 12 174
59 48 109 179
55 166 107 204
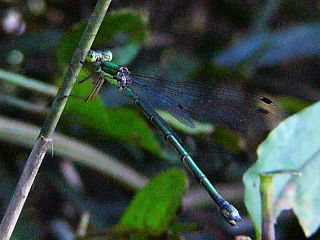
85 50 113 63
99 50 113 62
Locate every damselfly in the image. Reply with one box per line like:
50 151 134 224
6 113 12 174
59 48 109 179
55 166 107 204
80 49 279 226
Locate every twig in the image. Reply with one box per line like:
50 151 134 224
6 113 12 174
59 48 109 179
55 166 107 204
0 1 112 239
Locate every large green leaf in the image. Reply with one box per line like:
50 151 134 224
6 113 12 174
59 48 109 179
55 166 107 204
243 101 320 237
64 78 160 154
56 10 147 69
117 168 187 237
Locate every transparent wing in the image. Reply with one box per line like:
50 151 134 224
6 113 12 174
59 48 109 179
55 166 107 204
130 73 279 133
130 77 195 127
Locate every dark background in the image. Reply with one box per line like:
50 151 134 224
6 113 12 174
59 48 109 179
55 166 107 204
0 0 319 239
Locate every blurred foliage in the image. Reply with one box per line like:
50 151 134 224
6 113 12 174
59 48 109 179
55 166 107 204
56 10 148 69
277 96 310 114
214 22 320 69
0 0 320 240
65 72 161 155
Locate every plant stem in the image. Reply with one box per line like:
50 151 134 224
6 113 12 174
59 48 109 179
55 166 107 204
0 1 112 239
260 174 275 240
40 1 111 138
0 68 57 96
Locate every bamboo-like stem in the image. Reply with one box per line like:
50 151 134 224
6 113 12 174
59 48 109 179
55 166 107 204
0 1 112 239
260 174 275 240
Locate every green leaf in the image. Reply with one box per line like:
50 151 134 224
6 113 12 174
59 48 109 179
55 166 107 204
117 168 187 236
56 10 148 69
64 78 160 154
243 101 320 237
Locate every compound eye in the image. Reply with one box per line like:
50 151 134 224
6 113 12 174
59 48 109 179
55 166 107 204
107 51 113 61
